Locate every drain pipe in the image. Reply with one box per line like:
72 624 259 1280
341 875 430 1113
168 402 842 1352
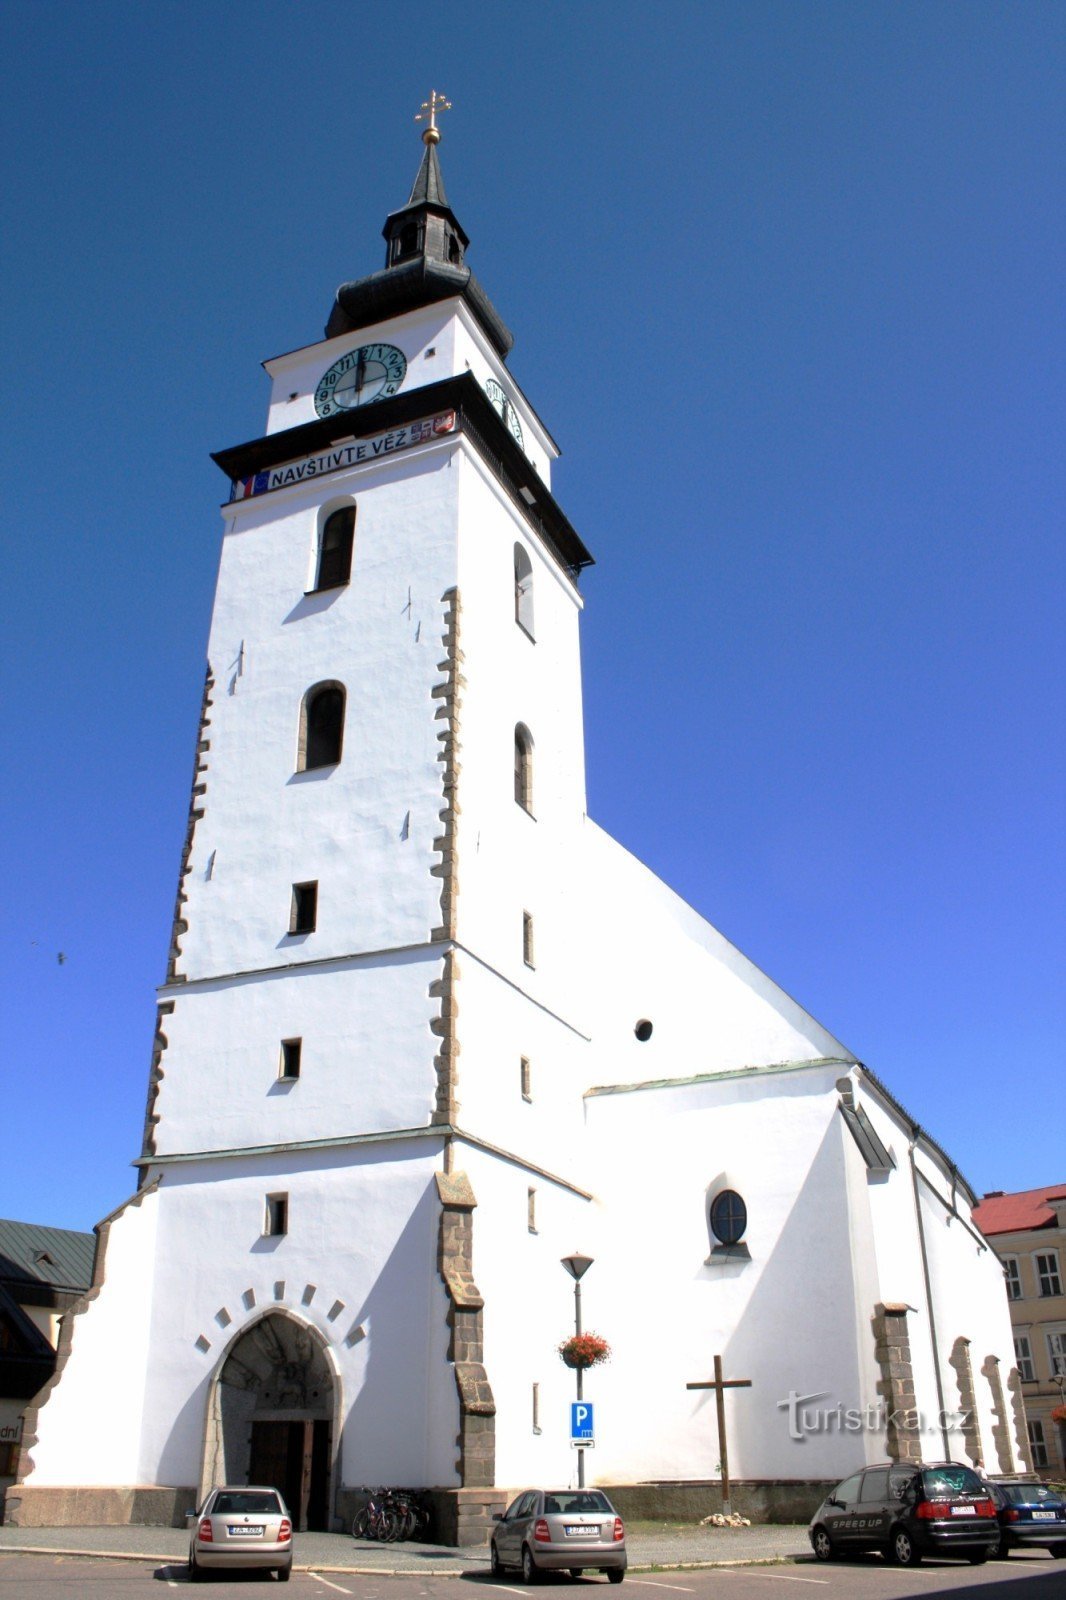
908 1136 951 1459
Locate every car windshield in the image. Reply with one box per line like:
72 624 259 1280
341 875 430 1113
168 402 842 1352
212 1491 281 1515
543 1492 612 1515
1000 1483 1055 1504
921 1467 984 1497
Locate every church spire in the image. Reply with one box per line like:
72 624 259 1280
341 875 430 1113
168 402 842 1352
325 95 513 356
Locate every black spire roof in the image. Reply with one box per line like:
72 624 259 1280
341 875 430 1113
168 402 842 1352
325 136 513 357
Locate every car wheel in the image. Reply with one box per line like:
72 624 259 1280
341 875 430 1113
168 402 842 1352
888 1527 921 1566
522 1545 540 1584
569 1569 584 1581
1050 1543 1066 1560
607 1568 625 1585
490 1541 503 1576
994 1534 1010 1559
811 1526 836 1563
967 1551 989 1565
188 1548 206 1582
276 1564 291 1582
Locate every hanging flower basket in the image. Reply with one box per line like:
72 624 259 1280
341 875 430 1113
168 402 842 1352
559 1333 611 1370
1051 1404 1066 1425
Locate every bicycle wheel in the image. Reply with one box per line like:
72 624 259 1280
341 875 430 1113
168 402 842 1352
381 1507 402 1542
351 1506 369 1539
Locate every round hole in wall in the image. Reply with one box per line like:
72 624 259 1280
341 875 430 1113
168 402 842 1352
634 1019 653 1042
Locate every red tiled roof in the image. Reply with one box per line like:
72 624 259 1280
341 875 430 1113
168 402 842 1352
972 1184 1066 1236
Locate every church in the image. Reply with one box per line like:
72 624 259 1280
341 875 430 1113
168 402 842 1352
10 101 1024 1544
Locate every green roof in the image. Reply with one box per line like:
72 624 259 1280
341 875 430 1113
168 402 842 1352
0 1217 94 1293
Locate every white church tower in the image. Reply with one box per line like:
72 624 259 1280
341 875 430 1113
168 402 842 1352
12 101 1024 1542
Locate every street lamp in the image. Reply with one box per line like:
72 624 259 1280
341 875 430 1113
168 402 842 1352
561 1254 594 1487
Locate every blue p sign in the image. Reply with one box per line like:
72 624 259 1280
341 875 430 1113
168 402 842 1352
570 1401 594 1441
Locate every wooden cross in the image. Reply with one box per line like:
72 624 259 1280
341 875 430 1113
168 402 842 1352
416 90 453 144
686 1355 752 1516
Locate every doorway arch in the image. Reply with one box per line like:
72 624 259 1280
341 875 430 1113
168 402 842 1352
200 1310 341 1531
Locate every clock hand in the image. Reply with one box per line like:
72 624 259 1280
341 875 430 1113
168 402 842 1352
355 351 366 399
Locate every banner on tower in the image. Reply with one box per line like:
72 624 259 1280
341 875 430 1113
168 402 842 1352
230 410 458 501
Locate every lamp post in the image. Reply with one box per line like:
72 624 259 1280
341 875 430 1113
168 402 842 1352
561 1253 594 1487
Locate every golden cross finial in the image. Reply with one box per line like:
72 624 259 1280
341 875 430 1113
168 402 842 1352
416 89 452 145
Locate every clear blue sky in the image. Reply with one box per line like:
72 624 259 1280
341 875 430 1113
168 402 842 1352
2 2 1063 1232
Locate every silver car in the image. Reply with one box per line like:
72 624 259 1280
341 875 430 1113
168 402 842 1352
491 1488 627 1582
188 1485 293 1581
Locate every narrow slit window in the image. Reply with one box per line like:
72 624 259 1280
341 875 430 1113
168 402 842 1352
315 506 355 590
527 1187 537 1233
532 1381 541 1433
514 724 534 812
265 1194 288 1237
299 682 345 770
522 911 535 968
290 881 318 934
279 1039 302 1080
514 543 534 637
520 1056 532 1101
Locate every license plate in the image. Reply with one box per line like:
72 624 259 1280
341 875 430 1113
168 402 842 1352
1031 1510 1055 1520
950 1506 976 1517
228 1524 264 1537
565 1525 593 1536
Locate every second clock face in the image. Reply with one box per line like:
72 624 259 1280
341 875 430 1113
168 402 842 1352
315 344 407 417
485 378 524 448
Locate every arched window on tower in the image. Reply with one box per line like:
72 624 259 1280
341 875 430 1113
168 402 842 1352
514 543 534 637
514 723 534 813
393 222 420 263
299 682 346 771
314 506 355 591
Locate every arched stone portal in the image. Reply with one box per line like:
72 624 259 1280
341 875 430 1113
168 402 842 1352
200 1312 339 1531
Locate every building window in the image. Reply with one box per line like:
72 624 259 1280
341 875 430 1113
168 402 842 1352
290 881 318 934
298 682 346 771
710 1189 747 1246
393 222 420 263
1028 1419 1049 1469
1037 1252 1062 1297
1014 1334 1035 1382
279 1039 302 1080
1048 1331 1066 1377
532 1381 541 1434
514 543 534 637
1003 1257 1022 1301
520 1056 532 1101
522 911 535 968
265 1194 288 1237
527 1187 537 1233
514 724 534 812
314 505 355 591
634 1019 653 1042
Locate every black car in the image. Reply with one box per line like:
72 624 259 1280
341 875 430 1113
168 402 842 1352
988 1478 1066 1559
809 1461 999 1566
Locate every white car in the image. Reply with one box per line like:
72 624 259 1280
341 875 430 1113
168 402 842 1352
188 1485 293 1581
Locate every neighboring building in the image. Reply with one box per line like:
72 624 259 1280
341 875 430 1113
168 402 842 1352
9 112 1025 1541
0 1219 94 1517
974 1185 1066 1476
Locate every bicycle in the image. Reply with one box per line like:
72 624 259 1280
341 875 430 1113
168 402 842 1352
351 1487 401 1542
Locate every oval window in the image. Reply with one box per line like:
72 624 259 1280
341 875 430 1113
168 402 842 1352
710 1189 747 1246
634 1019 653 1041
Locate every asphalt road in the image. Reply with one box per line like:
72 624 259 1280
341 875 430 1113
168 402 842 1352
1 1552 1063 1600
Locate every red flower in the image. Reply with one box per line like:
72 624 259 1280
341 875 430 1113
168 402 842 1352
558 1333 611 1369
1051 1403 1066 1425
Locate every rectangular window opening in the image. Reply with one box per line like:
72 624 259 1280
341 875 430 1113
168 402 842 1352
265 1194 288 1237
290 881 318 934
1036 1251 1062 1297
1003 1258 1022 1301
520 1055 532 1101
279 1038 302 1080
1027 1419 1048 1469
532 1381 541 1434
527 1186 537 1233
522 911 535 968
1048 1331 1066 1377
1014 1334 1035 1382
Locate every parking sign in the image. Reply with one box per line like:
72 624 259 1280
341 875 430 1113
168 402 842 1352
570 1401 595 1444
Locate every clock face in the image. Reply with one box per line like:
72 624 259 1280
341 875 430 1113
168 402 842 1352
485 378 524 449
315 344 407 417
